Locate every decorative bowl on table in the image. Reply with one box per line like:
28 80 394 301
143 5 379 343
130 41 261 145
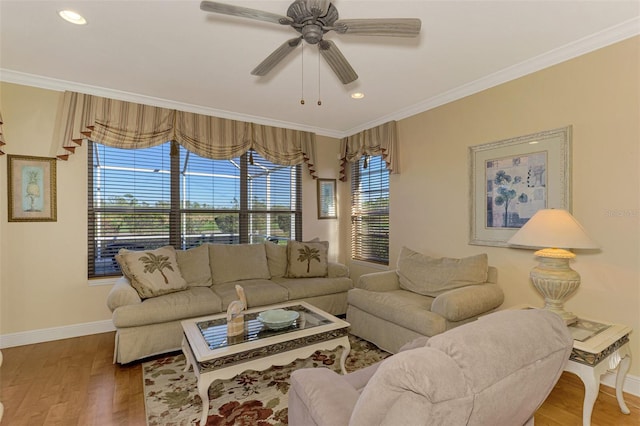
257 309 300 330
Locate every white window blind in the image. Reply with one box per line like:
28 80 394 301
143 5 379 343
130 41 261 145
88 141 301 277
350 155 389 265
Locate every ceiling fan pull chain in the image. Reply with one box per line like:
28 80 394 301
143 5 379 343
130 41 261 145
317 51 322 106
300 43 305 105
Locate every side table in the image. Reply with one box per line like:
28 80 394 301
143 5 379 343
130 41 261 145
564 318 632 426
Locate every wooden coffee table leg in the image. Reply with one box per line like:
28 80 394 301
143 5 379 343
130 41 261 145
338 336 351 374
181 336 192 372
197 375 215 426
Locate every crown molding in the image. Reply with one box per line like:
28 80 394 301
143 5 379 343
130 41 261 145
343 17 640 136
2 17 638 139
0 69 345 139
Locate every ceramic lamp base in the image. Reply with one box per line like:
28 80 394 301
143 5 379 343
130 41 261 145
530 254 580 325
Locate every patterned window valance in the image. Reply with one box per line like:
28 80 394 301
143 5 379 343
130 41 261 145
0 112 6 155
339 120 398 181
54 91 317 178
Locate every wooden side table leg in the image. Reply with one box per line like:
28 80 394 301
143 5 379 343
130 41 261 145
564 361 602 426
614 349 631 414
580 372 600 426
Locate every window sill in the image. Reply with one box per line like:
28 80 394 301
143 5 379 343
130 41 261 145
350 259 389 271
88 277 120 287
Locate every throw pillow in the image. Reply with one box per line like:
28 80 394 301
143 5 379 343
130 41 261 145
176 244 212 287
209 243 271 285
397 247 488 297
116 246 188 299
265 241 288 278
286 240 329 278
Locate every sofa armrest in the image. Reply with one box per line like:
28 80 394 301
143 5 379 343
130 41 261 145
106 276 142 312
356 270 400 292
431 283 504 322
289 368 360 426
328 262 349 278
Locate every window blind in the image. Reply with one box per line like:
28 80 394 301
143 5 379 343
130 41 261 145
88 142 301 278
350 155 389 265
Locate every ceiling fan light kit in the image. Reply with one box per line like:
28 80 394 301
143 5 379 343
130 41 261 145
200 0 421 85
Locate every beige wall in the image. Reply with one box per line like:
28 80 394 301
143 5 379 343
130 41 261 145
0 83 343 336
1 37 638 379
303 135 343 262
347 37 640 377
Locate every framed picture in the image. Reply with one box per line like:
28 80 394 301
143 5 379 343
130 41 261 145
469 126 571 246
7 155 57 222
317 178 337 219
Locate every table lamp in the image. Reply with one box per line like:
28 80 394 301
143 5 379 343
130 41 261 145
507 209 599 324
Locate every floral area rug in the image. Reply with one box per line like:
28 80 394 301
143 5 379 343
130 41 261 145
143 335 389 426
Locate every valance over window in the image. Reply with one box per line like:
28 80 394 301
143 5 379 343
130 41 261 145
339 120 398 181
55 91 317 178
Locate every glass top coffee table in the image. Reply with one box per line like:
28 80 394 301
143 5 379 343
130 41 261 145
181 301 350 426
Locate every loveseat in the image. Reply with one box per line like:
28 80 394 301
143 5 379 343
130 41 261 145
347 247 504 353
289 309 573 426
107 240 352 363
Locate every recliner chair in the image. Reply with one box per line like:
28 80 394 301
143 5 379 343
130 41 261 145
289 309 573 426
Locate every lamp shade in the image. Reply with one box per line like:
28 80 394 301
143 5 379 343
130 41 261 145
507 209 598 249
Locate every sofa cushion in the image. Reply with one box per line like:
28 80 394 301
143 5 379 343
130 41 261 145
286 240 329 278
176 244 212 287
116 246 188 299
397 247 488 297
212 279 289 309
209 243 271 285
271 276 352 299
112 287 222 328
348 288 447 336
265 241 288 278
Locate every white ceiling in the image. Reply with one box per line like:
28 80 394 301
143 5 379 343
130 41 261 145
1 1 638 138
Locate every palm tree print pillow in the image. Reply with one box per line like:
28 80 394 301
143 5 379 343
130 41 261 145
116 246 188 299
285 240 329 278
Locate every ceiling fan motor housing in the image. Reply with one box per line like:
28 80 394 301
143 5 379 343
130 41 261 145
287 0 339 44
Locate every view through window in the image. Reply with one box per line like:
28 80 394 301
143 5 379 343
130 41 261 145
88 141 301 278
350 155 389 264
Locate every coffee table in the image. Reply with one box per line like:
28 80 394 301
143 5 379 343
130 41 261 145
181 301 351 426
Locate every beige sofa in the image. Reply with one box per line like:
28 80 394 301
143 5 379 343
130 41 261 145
347 248 504 353
107 241 352 364
289 309 573 426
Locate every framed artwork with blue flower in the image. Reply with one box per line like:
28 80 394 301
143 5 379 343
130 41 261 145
469 126 571 246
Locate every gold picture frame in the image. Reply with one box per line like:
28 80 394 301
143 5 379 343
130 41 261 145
317 178 337 219
8 155 57 222
469 126 572 246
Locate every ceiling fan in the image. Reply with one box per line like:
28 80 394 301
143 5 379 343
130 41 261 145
200 0 421 84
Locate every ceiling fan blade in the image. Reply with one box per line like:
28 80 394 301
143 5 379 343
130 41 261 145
251 37 303 76
334 18 421 37
318 40 358 85
307 0 331 17
200 1 291 25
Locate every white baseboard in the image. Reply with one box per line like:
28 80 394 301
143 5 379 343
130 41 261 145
0 320 115 349
0 320 638 398
601 370 640 398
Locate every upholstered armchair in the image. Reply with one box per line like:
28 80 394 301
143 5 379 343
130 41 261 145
347 249 505 354
289 309 573 426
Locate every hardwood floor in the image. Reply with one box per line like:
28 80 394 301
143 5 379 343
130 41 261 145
1 332 638 425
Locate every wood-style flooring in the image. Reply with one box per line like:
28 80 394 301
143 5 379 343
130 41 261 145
0 332 638 425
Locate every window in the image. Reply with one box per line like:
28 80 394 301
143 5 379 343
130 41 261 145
350 155 389 264
88 141 301 278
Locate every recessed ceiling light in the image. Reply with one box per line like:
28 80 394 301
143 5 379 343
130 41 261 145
58 10 87 25
351 92 365 99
